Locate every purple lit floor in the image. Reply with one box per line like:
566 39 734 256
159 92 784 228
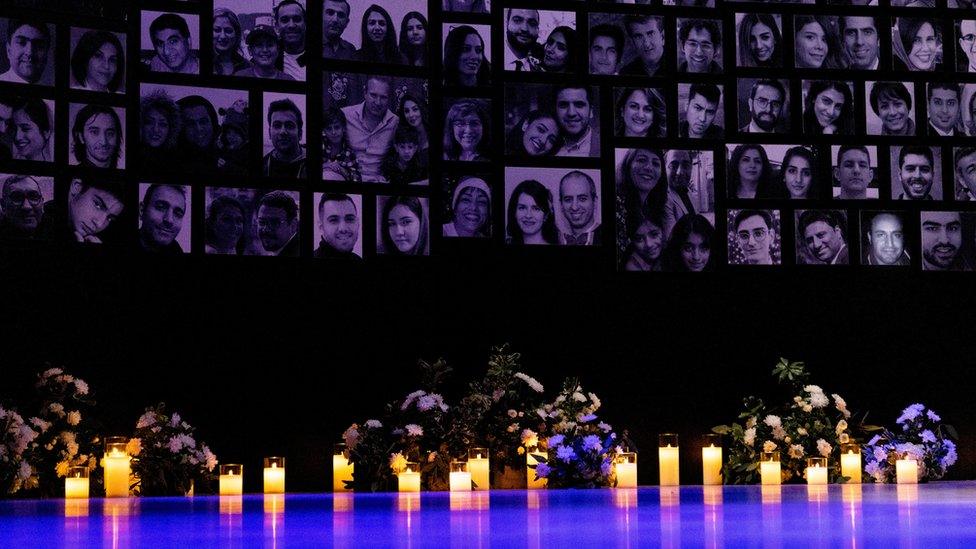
3 483 976 547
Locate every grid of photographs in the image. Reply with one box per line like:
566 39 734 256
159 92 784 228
1 0 975 271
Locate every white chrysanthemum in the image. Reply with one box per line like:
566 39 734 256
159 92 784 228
521 429 538 448
598 422 612 433
743 427 756 447
342 424 360 450
763 415 782 429
588 393 601 410
405 424 424 437
771 426 787 441
816 439 832 457
514 372 544 393
763 440 777 453
809 392 829 408
41 368 63 379
126 438 142 457
804 385 824 395
572 392 587 403
365 419 382 429
136 412 156 429
579 413 597 423
788 444 805 459
66 411 81 426
29 417 51 433
73 380 89 396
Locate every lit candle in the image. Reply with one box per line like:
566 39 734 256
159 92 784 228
102 437 130 498
760 452 781 485
449 460 472 492
333 444 354 491
398 462 421 493
64 466 89 499
896 457 918 484
219 464 244 496
615 452 637 489
658 434 679 486
468 448 489 491
526 448 547 489
264 457 285 494
840 443 861 484
702 434 722 486
805 457 827 485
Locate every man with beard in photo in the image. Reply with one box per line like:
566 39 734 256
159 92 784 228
920 211 968 270
504 8 543 71
138 184 186 253
315 192 361 259
255 190 299 257
263 98 307 178
619 15 665 77
679 84 723 139
798 209 848 265
0 19 51 85
553 86 599 157
274 0 307 80
559 170 600 245
835 145 874 200
0 174 46 239
895 146 935 200
322 0 354 60
863 211 910 266
740 79 786 134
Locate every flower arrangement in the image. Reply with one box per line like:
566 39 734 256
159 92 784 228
529 378 625 489
0 405 36 494
342 419 396 492
128 403 218 496
863 403 958 483
714 358 872 484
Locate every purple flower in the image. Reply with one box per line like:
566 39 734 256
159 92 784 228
556 445 576 462
896 404 925 425
920 430 936 444
534 463 551 478
926 410 941 422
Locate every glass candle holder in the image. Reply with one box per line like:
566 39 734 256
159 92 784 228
449 460 471 492
333 443 354 492
65 466 90 499
398 462 421 492
103 436 130 498
468 448 489 491
702 434 722 486
658 434 679 486
760 451 781 485
219 464 244 495
526 444 547 489
806 457 828 485
896 453 918 484
263 457 285 494
615 452 638 488
840 443 862 484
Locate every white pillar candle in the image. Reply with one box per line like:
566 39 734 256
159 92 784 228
103 451 130 498
841 450 862 484
333 457 354 491
806 465 828 485
702 445 722 485
615 452 637 488
65 477 89 499
468 449 489 491
398 471 421 492
896 459 918 484
219 464 244 496
658 445 679 486
526 450 547 489
264 463 285 494
760 461 781 485
450 471 472 492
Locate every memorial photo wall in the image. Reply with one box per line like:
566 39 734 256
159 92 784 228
1 0 976 271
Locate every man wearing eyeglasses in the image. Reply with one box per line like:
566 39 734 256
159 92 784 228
678 19 722 74
740 79 787 133
0 174 46 239
732 209 777 265
958 21 976 73
256 190 300 257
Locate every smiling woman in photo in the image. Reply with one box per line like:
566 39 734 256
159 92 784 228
803 80 854 135
443 176 491 238
443 99 490 162
443 25 490 87
893 17 942 72
506 179 558 245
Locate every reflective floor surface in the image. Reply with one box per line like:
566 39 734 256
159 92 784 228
2 482 976 547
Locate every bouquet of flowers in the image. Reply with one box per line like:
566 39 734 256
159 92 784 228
530 378 622 488
21 368 99 497
0 404 36 494
343 419 396 492
128 403 218 496
714 358 872 484
863 403 958 483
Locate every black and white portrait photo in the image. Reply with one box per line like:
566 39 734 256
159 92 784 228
0 18 55 86
920 211 971 271
505 166 602 246
588 13 665 77
442 174 492 239
839 15 882 71
69 103 125 170
137 183 190 254
737 78 790 134
58 177 129 244
4 97 54 162
795 209 849 265
727 144 826 200
956 20 976 73
443 24 492 87
677 18 723 74
953 146 976 201
341 0 427 66
442 0 489 14
204 187 300 256
139 84 250 175
832 145 879 200
890 146 942 200
793 16 841 69
727 208 781 265
263 92 307 179
860 211 911 267
802 80 854 135
865 81 916 136
678 83 724 139
504 84 600 158
444 97 490 164
313 192 363 259
140 11 200 75
504 9 576 72
377 195 429 255
926 82 964 137
69 27 125 94
322 72 429 182
213 0 308 80
736 13 782 68
892 17 943 72
614 87 666 138
0 173 54 240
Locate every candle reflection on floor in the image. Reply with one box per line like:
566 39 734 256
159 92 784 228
702 486 723 549
660 487 681 548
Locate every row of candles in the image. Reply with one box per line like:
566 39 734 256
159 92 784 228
66 433 922 499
